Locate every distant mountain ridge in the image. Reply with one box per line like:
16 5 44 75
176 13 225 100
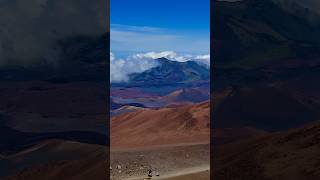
164 88 209 104
112 58 210 87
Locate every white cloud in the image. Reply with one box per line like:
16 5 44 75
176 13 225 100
110 51 210 83
132 51 210 66
110 52 115 61
132 51 189 62
194 54 210 67
110 52 159 82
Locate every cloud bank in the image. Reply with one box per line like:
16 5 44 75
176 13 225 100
110 52 160 82
132 51 210 66
0 0 106 66
110 51 210 83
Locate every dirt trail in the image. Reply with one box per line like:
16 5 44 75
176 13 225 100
110 143 210 180
126 166 210 180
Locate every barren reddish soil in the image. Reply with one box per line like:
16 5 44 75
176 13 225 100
111 101 210 149
110 101 210 179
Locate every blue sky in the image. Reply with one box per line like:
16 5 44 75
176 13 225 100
110 0 210 56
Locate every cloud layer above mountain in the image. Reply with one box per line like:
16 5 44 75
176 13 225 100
110 51 210 83
110 52 159 82
0 0 106 66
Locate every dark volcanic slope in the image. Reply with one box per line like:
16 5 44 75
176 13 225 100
0 81 108 178
0 81 107 134
0 31 109 179
1 140 107 180
213 0 320 68
213 121 320 180
212 1 320 179
214 86 320 131
0 121 106 156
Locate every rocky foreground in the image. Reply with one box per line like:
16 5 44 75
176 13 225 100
110 143 210 180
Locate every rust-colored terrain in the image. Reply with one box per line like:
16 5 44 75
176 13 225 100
111 101 210 149
110 100 210 180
